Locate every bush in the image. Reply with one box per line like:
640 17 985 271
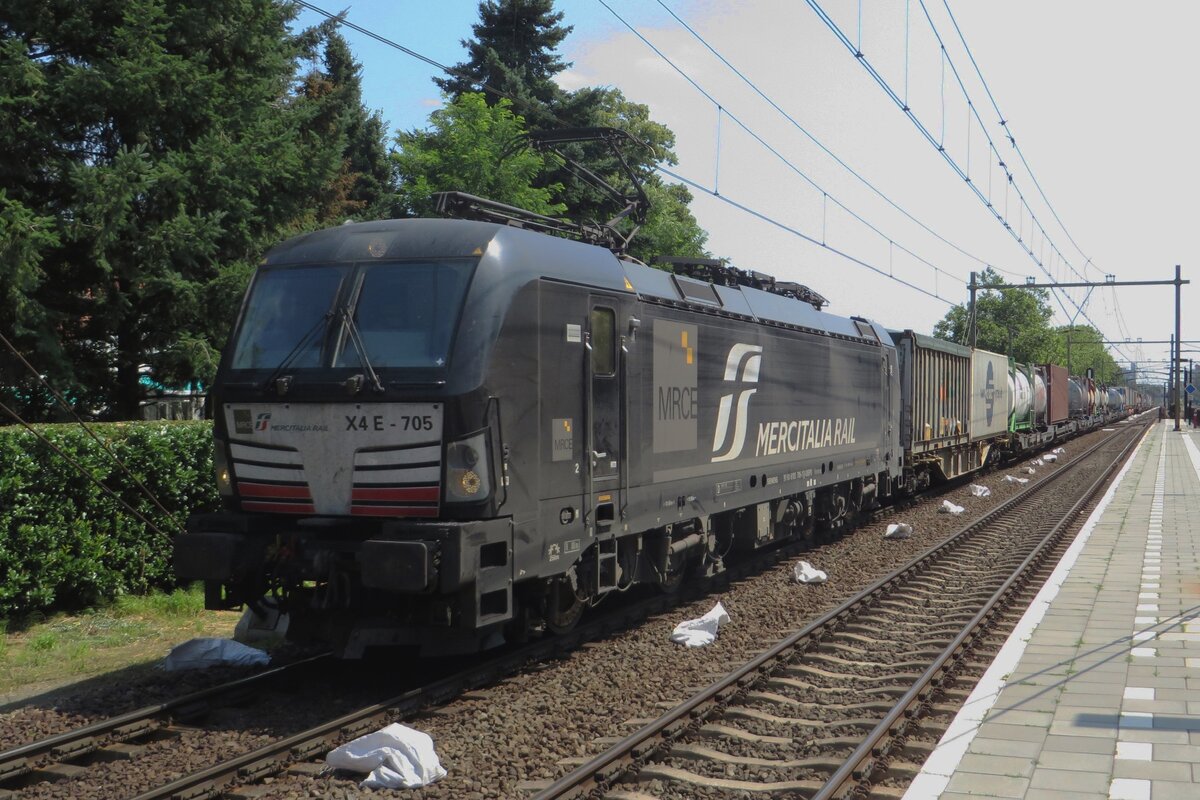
0 421 218 619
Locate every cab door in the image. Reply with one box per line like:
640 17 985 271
586 299 622 534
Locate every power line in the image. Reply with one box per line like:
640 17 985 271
299 0 959 304
937 0 1092 269
596 0 962 299
0 399 177 541
0 332 186 534
653 0 1026 281
804 0 1133 364
659 167 952 306
934 0 1134 353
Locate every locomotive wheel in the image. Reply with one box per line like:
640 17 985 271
658 555 687 594
544 575 585 635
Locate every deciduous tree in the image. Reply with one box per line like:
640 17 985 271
392 93 564 218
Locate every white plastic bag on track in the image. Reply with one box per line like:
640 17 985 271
969 484 991 498
326 722 447 789
670 602 730 647
792 561 827 584
1003 475 1030 484
883 523 913 539
1043 454 1058 463
939 500 965 515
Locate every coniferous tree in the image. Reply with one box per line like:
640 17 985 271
429 0 709 265
435 0 571 130
0 1 390 419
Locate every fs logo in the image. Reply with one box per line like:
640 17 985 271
711 343 763 463
255 412 272 432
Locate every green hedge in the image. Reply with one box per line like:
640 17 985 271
0 421 219 619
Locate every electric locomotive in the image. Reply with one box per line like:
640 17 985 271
175 214 903 656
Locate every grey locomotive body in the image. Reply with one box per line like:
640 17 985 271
176 218 901 655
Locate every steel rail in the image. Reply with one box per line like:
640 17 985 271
0 653 331 784
813 420 1148 799
116 415 1146 800
532 419 1149 799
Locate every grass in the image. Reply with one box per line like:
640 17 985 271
0 584 242 701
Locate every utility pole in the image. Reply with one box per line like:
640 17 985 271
1170 333 1176 425
968 271 977 349
1175 264 1182 432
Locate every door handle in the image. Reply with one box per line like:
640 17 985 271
591 450 607 462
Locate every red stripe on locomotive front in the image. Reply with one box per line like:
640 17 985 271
350 486 440 502
238 482 312 499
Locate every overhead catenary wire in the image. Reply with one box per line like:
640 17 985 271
805 0 1134 365
298 0 959 304
935 0 1133 352
938 0 1092 269
596 0 963 298
653 0 1026 280
659 166 951 306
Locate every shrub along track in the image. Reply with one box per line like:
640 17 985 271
531 420 1149 800
1 420 1144 800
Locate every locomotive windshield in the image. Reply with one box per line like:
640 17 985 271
230 259 476 371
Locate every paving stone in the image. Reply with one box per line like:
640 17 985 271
1112 759 1192 781
945 771 1029 798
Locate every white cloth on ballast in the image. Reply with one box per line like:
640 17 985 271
884 522 913 539
792 560 827 584
671 602 730 647
326 723 447 789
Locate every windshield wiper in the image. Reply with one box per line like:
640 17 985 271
338 304 384 393
261 311 334 393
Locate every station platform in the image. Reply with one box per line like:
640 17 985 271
905 420 1200 800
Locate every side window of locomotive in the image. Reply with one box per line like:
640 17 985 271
337 259 476 369
231 266 344 370
590 307 616 376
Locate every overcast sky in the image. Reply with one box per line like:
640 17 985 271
295 1 1199 384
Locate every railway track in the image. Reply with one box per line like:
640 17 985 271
4 425 1132 800
530 420 1149 800
0 653 330 796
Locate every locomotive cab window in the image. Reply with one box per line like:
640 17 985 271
230 265 344 370
590 307 616 375
335 259 475 369
230 258 477 372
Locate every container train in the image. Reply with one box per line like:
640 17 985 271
174 215 1144 657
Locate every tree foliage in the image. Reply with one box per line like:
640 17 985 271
1046 325 1122 383
393 93 564 218
933 268 1058 363
932 268 1122 380
0 2 392 419
426 0 709 266
435 0 572 131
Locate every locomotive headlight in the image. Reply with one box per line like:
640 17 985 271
213 444 234 498
445 432 491 503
